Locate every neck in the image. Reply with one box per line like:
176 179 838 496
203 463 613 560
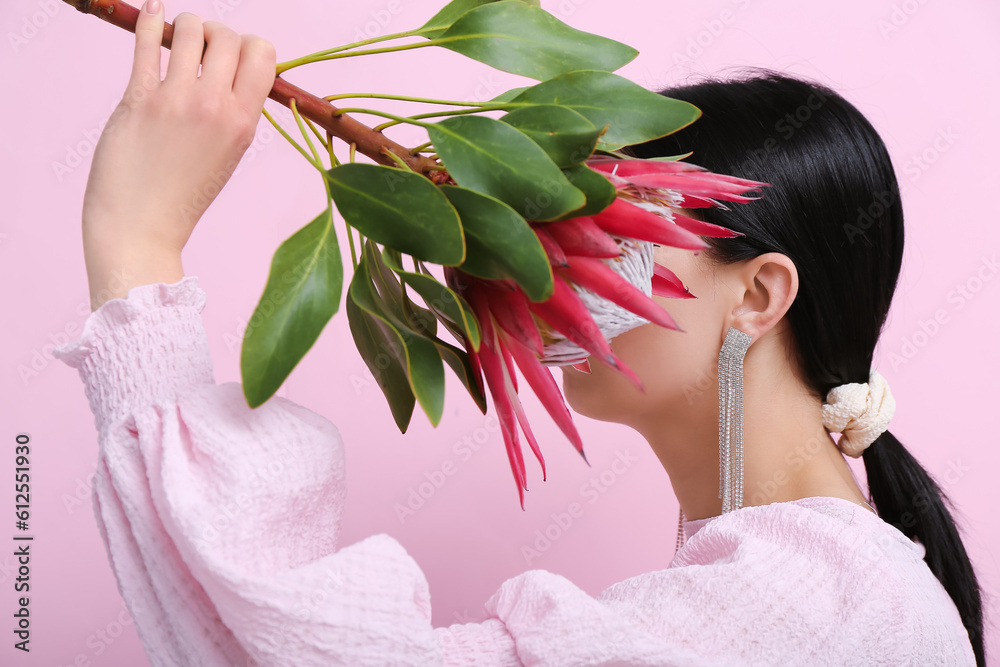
630 347 873 522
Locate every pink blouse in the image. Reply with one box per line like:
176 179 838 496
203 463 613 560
53 276 976 666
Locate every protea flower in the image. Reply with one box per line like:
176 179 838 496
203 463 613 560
447 156 769 508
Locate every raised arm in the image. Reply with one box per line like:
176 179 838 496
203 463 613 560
54 273 526 665
79 0 275 312
58 3 520 662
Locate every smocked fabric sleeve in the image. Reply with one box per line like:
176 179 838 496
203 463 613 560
54 277 726 667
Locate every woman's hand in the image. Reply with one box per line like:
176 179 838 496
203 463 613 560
82 0 276 311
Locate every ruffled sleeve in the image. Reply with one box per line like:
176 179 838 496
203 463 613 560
53 277 723 666
54 277 215 439
53 277 526 666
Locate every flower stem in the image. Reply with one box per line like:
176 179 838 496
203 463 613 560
332 108 435 129
372 104 513 132
302 116 330 151
291 98 323 167
65 1 446 178
325 130 341 167
380 148 415 172
280 38 444 66
275 29 422 74
349 140 366 250
323 92 492 108
321 131 353 268
262 107 324 173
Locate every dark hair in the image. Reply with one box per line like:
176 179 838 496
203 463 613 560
619 67 985 665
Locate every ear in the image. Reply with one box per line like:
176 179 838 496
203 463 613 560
728 252 798 343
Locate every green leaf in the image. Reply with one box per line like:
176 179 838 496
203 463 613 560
591 149 695 162
550 164 618 220
417 0 504 39
500 105 603 168
242 197 344 408
364 241 437 338
346 293 416 433
325 163 465 265
439 185 554 302
433 1 637 81
510 70 702 148
382 248 481 351
648 153 695 161
433 337 488 415
489 86 530 104
402 259 488 414
348 250 446 428
428 115 585 221
415 260 477 336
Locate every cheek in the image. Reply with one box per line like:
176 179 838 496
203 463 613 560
558 248 725 423
560 322 718 424
613 323 710 405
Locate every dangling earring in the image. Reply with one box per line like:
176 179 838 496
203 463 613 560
718 326 752 514
675 325 753 553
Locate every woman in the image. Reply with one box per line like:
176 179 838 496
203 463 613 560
55 1 983 664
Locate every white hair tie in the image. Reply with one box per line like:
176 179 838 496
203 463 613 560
821 369 895 457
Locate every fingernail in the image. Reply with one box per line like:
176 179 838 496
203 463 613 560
145 0 161 14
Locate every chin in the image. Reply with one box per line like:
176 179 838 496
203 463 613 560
559 361 638 425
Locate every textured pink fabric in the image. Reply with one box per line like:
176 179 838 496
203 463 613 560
54 276 977 666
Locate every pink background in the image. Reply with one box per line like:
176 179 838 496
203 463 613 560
3 0 998 664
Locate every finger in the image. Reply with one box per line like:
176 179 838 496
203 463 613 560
127 0 165 94
233 35 277 110
164 12 206 84
199 21 242 90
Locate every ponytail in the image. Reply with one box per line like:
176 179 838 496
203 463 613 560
862 431 985 665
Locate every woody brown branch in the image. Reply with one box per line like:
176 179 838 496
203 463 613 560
63 0 448 180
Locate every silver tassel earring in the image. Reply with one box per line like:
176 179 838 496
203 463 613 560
718 326 752 514
675 326 753 553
